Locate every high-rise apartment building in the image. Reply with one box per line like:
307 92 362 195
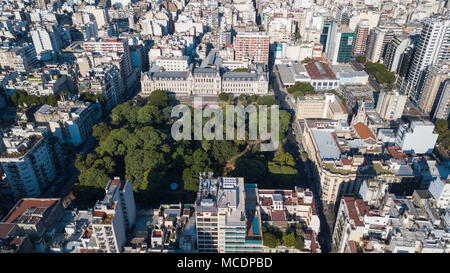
234 32 269 65
83 38 133 78
195 176 263 253
92 177 136 253
397 46 415 78
89 64 124 111
352 19 370 55
0 44 37 74
0 124 65 200
34 101 102 146
320 19 335 53
31 28 61 59
326 25 354 64
365 26 403 63
384 35 411 72
406 16 450 102
418 64 449 116
332 196 370 253
433 80 450 120
376 90 407 120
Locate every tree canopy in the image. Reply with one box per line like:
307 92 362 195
219 93 229 102
231 68 249 72
148 90 169 108
435 119 450 150
287 82 315 98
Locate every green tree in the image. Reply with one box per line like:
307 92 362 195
355 55 366 64
137 104 162 125
110 102 138 126
125 150 166 191
92 122 111 142
211 140 239 164
287 82 314 97
148 90 169 108
238 94 247 102
249 95 258 103
282 232 296 247
256 95 278 106
231 159 266 184
78 167 109 189
219 93 229 102
201 140 212 152
301 57 315 64
293 236 305 251
232 68 249 72
263 231 281 248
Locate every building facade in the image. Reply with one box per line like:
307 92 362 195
195 176 263 253
0 124 65 200
234 32 270 65
91 177 136 253
376 91 407 120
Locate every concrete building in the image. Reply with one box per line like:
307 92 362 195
140 67 268 97
332 196 370 253
221 70 269 96
258 187 320 236
34 100 101 147
153 56 190 71
433 80 450 120
326 25 354 64
0 44 37 74
418 65 450 116
195 176 263 253
1 198 64 251
234 32 270 65
83 38 133 79
296 94 348 121
31 28 61 60
395 120 438 154
384 35 411 73
376 90 407 120
88 64 124 111
366 26 403 63
92 177 136 253
406 16 450 102
427 177 450 210
352 19 370 55
304 61 340 91
0 124 65 200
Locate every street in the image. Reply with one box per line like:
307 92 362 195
271 67 333 252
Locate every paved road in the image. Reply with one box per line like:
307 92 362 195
271 67 333 252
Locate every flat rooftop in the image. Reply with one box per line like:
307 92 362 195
311 129 341 160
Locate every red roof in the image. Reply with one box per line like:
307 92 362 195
0 223 15 239
93 210 105 218
270 210 287 222
341 158 352 165
343 196 368 227
353 122 376 140
387 146 406 160
304 61 337 80
4 199 59 224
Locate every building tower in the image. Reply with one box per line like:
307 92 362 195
352 19 370 55
406 16 450 102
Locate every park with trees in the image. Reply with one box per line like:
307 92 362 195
73 90 303 206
